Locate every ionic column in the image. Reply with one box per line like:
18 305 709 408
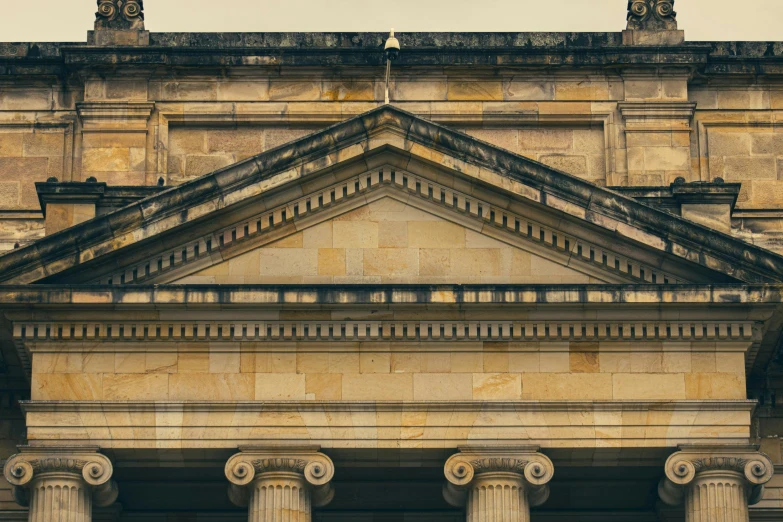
658 445 775 522
443 446 555 522
225 446 335 522
2 446 118 522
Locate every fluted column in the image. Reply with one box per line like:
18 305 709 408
2 447 118 522
658 445 774 522
443 446 555 522
225 446 335 522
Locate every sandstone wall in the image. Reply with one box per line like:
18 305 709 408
1 71 782 252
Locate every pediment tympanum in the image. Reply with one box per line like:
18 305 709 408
1 105 782 284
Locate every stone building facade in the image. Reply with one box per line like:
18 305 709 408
1 1 783 520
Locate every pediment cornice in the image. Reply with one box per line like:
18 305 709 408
0 105 782 284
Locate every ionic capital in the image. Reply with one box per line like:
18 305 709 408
3 446 118 508
443 445 555 508
659 445 774 506
225 446 335 508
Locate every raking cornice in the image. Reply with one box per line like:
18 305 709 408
1 105 783 284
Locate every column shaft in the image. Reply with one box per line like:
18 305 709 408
249 472 312 522
466 473 529 522
685 471 749 522
28 474 92 522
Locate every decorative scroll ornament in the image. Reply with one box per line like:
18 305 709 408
3 448 118 508
443 446 554 508
627 0 677 31
95 0 145 30
225 447 335 508
659 447 774 507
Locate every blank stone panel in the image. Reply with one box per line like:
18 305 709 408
463 127 606 184
707 128 783 208
167 126 320 184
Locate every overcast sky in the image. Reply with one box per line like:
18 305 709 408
2 0 782 42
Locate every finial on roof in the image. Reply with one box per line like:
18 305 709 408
95 1 145 31
90 1 149 45
626 0 678 31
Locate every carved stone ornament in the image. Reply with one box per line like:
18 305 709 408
95 0 145 31
225 446 336 510
627 0 677 31
443 446 555 510
658 446 775 508
3 447 118 509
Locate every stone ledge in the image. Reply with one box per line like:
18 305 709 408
0 284 780 307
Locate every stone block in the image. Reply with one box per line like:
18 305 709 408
318 248 346 276
363 248 419 277
145 353 178 373
624 79 661 101
82 148 130 172
555 81 612 101
103 374 168 400
717 91 751 110
305 373 342 400
360 352 391 373
303 222 333 248
321 81 375 101
518 129 574 151
723 156 777 180
341 374 413 400
447 81 503 101
407 221 465 248
0 133 23 156
182 154 233 177
217 81 270 101
169 374 254 400
413 374 472 400
255 373 306 400
612 374 685 399
539 155 588 176
207 128 265 153
160 81 218 101
709 132 752 157
644 147 690 171
502 80 554 100
259 249 318 276
522 373 612 400
569 343 599 373
177 352 209 373
449 249 501 277
392 80 448 101
333 221 378 248
31 373 103 400
269 81 321 101
473 373 522 399
684 373 746 399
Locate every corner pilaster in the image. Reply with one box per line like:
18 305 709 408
225 446 335 522
3 446 118 522
658 445 775 522
443 446 555 522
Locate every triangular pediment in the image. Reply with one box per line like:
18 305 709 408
1 105 782 285
171 192 613 286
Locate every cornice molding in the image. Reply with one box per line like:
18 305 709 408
13 319 755 344
86 165 687 287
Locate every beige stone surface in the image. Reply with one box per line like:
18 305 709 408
184 197 597 284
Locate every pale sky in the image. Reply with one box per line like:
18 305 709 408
1 0 782 42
